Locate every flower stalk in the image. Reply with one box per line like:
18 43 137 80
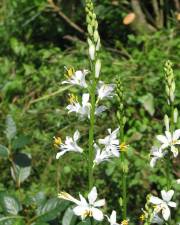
85 0 101 191
164 60 175 191
116 79 127 220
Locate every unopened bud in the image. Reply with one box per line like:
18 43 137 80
95 59 101 78
96 38 101 51
89 44 95 60
93 30 99 43
87 24 93 36
174 108 178 123
164 114 169 131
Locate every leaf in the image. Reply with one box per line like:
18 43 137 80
0 194 22 215
5 115 16 142
139 93 155 116
77 220 91 225
36 198 69 222
62 207 77 225
11 153 31 185
0 145 9 158
12 135 30 150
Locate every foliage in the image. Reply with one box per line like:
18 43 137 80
0 0 180 224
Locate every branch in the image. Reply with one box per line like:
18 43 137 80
47 0 85 34
130 0 157 33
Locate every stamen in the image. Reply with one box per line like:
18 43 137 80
120 142 129 152
121 220 129 225
139 214 145 221
53 136 62 148
64 67 75 78
68 94 78 104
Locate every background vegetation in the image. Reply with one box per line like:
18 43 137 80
0 0 180 224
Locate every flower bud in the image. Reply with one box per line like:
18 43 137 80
96 38 101 51
94 30 99 43
89 44 95 60
164 114 169 131
174 108 178 123
87 24 93 36
95 59 101 78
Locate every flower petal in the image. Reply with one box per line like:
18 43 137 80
94 199 105 207
91 207 104 221
162 205 170 221
149 196 163 205
73 205 87 217
74 130 80 141
170 146 178 157
56 150 67 159
161 189 174 202
110 210 117 224
88 187 97 205
82 93 90 105
173 129 180 140
168 201 176 208
156 135 168 144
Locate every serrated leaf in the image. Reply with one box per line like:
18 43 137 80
5 115 16 142
139 93 155 116
0 145 9 158
0 195 22 215
62 207 77 225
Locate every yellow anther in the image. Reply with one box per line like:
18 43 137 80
121 220 128 225
64 67 75 78
68 94 78 104
139 214 145 221
82 209 92 218
120 142 128 152
53 136 62 148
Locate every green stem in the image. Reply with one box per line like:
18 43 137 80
166 103 174 191
166 157 171 190
120 122 127 220
88 64 97 191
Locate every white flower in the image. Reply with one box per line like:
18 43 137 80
97 81 115 100
56 130 83 159
156 129 180 157
150 146 166 167
149 190 176 221
58 187 105 221
62 69 88 88
106 210 120 225
66 93 91 118
93 144 113 166
66 93 106 119
98 128 120 157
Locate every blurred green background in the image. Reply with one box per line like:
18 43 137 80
0 0 180 224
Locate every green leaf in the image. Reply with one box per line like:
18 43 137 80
11 153 31 185
12 135 30 150
62 207 77 225
0 145 9 158
0 194 22 215
77 220 91 225
36 198 69 222
5 115 16 142
139 93 155 116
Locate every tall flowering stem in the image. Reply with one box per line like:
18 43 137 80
116 79 127 220
164 60 176 190
85 0 101 190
